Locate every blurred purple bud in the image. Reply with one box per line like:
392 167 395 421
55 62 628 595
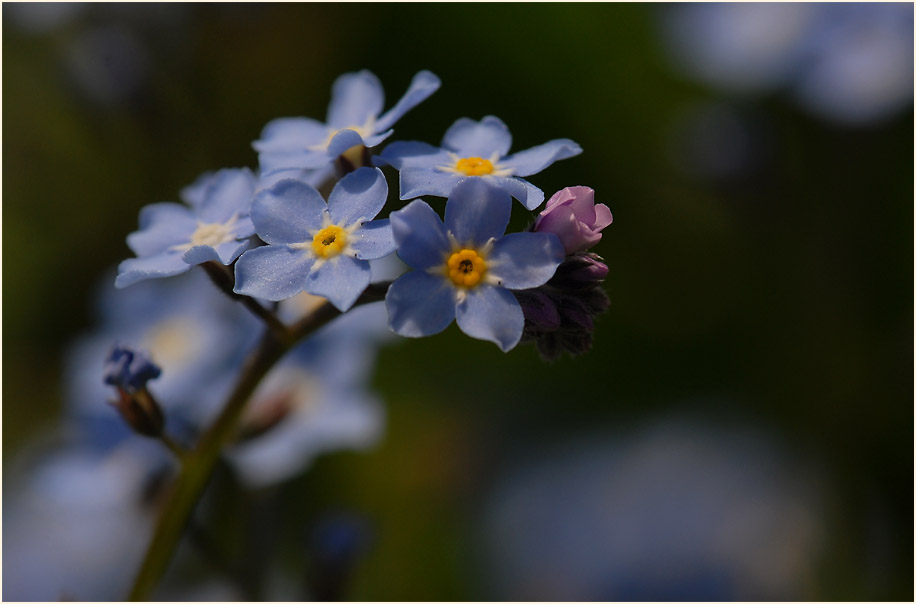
104 344 164 437
104 344 161 392
533 186 613 254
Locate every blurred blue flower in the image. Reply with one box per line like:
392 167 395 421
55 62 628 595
793 3 914 124
67 269 261 437
660 3 914 125
3 434 170 601
254 69 440 185
227 303 390 487
233 167 395 311
103 344 161 392
385 179 564 351
116 168 256 288
379 115 582 210
479 415 827 601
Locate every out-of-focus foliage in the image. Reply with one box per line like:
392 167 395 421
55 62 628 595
3 3 912 600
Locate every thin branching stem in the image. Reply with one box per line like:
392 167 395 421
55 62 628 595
126 282 390 601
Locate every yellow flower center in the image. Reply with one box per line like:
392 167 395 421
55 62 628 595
446 248 487 288
311 225 348 258
454 157 495 176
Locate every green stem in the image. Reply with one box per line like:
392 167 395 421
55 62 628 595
127 283 390 601
158 434 188 461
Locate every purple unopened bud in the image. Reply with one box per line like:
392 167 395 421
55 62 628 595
533 186 613 254
551 252 609 290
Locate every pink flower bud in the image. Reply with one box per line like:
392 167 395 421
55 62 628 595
533 186 613 254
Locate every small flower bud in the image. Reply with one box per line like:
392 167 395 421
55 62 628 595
513 253 611 361
550 252 609 291
104 344 165 437
533 186 613 254
104 344 161 392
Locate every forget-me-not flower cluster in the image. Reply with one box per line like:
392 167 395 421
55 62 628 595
41 68 617 599
116 69 608 355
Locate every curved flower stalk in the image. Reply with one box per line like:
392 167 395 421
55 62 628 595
379 115 582 209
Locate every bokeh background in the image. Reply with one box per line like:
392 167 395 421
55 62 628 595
3 3 913 601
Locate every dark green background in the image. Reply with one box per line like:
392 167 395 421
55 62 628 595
4 3 912 600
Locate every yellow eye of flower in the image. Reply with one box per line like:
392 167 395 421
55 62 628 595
446 248 487 288
311 225 348 258
454 157 494 176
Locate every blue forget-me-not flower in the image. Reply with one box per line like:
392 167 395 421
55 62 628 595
115 168 256 288
233 167 395 311
254 70 441 186
378 115 582 210
385 179 565 351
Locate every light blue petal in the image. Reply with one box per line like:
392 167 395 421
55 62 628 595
251 179 326 244
307 255 371 311
455 285 524 351
181 244 220 265
327 167 388 226
218 239 252 264
500 138 582 177
375 70 442 132
254 117 331 174
258 148 333 175
326 128 368 158
486 232 564 289
385 270 457 337
326 70 384 129
180 171 215 207
399 167 462 200
126 203 196 256
442 115 512 158
445 179 511 246
492 176 545 210
115 252 190 288
350 219 395 260
194 168 257 223
362 130 392 150
183 239 251 266
256 166 330 192
390 199 450 269
303 164 336 190
233 246 315 301
231 215 256 239
253 117 328 153
378 141 451 170
137 201 193 229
